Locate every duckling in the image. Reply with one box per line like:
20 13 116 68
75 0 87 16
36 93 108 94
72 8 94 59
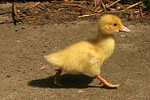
44 14 130 88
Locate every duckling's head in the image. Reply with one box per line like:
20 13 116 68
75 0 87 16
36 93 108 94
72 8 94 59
98 14 130 35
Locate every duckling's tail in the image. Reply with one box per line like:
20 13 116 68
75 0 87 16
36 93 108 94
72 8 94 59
44 53 63 67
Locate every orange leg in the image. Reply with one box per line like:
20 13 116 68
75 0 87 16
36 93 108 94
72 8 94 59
95 75 119 88
54 69 62 86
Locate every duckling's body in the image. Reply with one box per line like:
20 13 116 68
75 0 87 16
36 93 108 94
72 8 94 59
44 14 130 88
45 35 115 76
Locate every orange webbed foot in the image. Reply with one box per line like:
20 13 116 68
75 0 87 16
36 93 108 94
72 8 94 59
96 75 119 88
54 69 62 86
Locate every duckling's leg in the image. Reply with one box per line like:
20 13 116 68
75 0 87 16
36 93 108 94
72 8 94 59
95 75 119 88
54 69 62 86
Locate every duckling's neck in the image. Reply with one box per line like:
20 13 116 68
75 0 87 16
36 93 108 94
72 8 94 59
96 32 115 43
95 33 115 53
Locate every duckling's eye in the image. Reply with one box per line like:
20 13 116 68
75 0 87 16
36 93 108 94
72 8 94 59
113 23 117 26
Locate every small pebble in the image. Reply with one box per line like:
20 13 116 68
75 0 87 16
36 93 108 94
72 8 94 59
78 90 84 93
6 75 11 78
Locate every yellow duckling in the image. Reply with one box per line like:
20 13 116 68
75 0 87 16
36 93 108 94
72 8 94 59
44 14 130 88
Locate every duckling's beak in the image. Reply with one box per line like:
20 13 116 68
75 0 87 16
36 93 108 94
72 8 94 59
119 26 131 32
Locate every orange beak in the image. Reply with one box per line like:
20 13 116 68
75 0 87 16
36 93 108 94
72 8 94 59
119 26 131 32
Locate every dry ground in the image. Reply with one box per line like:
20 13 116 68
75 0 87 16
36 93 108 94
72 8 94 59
0 2 150 100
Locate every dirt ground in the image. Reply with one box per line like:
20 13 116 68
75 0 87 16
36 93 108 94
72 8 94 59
0 2 150 100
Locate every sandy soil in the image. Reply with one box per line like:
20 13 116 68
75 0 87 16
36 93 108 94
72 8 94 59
0 2 150 100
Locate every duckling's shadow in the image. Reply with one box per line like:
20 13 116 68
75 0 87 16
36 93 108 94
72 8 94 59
28 74 100 88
